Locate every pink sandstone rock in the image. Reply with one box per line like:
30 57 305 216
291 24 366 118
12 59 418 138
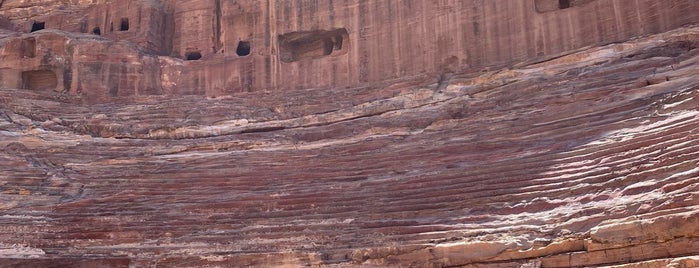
1 0 699 267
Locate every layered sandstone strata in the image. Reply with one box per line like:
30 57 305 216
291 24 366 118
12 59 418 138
1 1 699 267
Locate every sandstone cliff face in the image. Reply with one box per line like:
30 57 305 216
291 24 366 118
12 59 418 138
1 1 699 268
2 0 699 99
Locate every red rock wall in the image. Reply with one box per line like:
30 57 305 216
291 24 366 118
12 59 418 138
0 31 163 100
72 40 163 99
174 0 699 96
2 26 699 267
0 33 71 92
84 0 170 54
3 1 699 267
2 0 699 99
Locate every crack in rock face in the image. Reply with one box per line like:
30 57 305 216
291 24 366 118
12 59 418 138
1 0 699 267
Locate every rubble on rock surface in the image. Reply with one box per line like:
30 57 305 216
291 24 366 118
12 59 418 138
1 1 699 267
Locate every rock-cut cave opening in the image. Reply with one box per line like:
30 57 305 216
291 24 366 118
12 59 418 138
119 18 129 31
278 28 349 63
236 41 251 56
559 0 572 9
30 21 45 32
92 27 101 35
185 51 202 61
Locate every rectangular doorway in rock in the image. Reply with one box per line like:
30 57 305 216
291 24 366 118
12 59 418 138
22 70 57 91
278 28 349 63
119 18 129 31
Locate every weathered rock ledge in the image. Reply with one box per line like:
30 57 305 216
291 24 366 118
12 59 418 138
1 23 699 267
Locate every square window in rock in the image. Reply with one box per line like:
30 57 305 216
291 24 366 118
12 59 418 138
30 21 45 32
236 41 251 56
119 18 129 31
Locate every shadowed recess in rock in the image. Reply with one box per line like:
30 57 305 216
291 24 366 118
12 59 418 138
278 28 349 63
185 51 202 60
236 41 250 56
30 21 44 32
119 18 129 31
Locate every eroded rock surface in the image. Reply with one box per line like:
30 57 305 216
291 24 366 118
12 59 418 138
2 0 699 100
1 1 699 267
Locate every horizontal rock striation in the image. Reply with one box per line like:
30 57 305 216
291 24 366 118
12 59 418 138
1 21 699 267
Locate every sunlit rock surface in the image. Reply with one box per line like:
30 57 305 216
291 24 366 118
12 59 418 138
1 1 699 267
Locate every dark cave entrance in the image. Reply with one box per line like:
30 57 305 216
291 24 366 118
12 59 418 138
92 27 101 35
559 0 572 9
30 21 45 32
236 41 251 56
185 51 202 60
119 18 129 31
278 28 349 63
